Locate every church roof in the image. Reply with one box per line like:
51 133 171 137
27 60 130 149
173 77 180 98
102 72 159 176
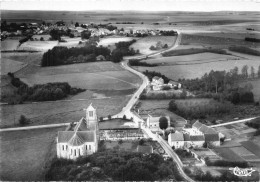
58 131 95 146
75 118 89 131
86 103 95 111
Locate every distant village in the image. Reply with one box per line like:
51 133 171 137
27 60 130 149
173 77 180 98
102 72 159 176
1 20 177 41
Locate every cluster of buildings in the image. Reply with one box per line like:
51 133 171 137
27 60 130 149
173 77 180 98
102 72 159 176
168 121 221 149
57 104 145 160
151 76 181 91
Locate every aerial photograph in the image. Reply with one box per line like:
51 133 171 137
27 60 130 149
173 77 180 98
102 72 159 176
0 0 260 181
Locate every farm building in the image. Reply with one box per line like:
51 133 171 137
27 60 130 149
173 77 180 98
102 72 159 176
168 131 185 149
146 114 170 133
57 104 99 160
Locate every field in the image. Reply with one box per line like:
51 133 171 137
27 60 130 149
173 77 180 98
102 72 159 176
130 36 177 54
213 148 245 161
1 38 21 51
0 126 66 180
180 33 260 49
98 36 134 47
0 57 26 75
240 141 260 158
135 60 260 80
18 40 58 51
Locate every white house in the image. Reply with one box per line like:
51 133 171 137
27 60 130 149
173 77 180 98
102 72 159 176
168 131 185 149
146 114 170 133
57 104 98 160
151 76 164 91
168 80 181 89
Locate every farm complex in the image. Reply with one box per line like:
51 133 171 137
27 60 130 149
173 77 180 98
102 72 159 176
1 3 260 182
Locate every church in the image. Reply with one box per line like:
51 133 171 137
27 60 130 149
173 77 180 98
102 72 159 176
56 104 99 160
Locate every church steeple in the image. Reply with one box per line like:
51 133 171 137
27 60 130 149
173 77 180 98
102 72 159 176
83 103 97 128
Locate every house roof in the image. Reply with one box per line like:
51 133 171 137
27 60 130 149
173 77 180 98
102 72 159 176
168 80 178 85
169 132 184 141
199 125 210 133
192 121 203 129
148 115 170 124
152 76 160 80
205 134 219 142
183 134 191 141
137 145 153 154
190 135 205 141
205 127 218 134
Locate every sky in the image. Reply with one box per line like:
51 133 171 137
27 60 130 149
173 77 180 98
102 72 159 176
1 0 260 12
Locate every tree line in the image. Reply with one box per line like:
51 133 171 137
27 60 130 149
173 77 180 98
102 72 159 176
142 70 171 83
41 39 138 66
45 150 183 181
179 65 260 104
7 73 85 103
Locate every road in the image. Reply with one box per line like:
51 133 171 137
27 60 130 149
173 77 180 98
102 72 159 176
210 117 258 128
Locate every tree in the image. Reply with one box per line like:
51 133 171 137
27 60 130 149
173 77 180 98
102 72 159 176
149 45 156 50
40 37 44 41
139 139 145 145
123 115 127 120
81 30 91 40
241 65 249 79
75 22 79 27
168 100 177 112
99 117 103 122
108 115 112 120
258 65 260 78
251 66 255 78
19 115 30 126
159 117 168 136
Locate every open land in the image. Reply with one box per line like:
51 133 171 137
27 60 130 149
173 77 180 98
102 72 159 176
130 36 177 54
0 126 66 181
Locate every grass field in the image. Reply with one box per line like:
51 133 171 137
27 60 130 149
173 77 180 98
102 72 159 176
18 40 58 51
130 36 177 55
213 148 245 161
0 126 66 181
0 57 26 75
98 37 134 47
0 95 131 128
240 141 260 158
136 58 260 80
180 34 260 49
1 38 20 51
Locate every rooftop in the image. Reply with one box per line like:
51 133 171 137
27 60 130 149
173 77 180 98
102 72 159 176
137 145 153 154
169 132 184 141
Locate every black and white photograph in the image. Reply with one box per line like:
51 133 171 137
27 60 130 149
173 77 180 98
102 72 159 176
1 0 260 181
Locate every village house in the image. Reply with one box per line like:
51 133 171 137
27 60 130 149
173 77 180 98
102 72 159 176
168 131 185 149
168 80 181 89
151 76 164 91
56 104 98 160
146 114 170 133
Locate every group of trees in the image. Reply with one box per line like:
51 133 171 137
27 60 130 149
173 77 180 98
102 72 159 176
45 150 183 181
129 59 158 67
142 70 171 83
159 30 178 36
245 37 260 43
150 41 168 50
8 73 85 102
41 39 138 66
245 117 260 136
168 99 232 120
179 66 260 104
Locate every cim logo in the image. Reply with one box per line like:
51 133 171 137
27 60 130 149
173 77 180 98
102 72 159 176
229 167 256 177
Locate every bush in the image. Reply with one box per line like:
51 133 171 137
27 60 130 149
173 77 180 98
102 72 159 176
123 115 127 120
108 115 112 120
19 115 30 126
99 117 103 122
